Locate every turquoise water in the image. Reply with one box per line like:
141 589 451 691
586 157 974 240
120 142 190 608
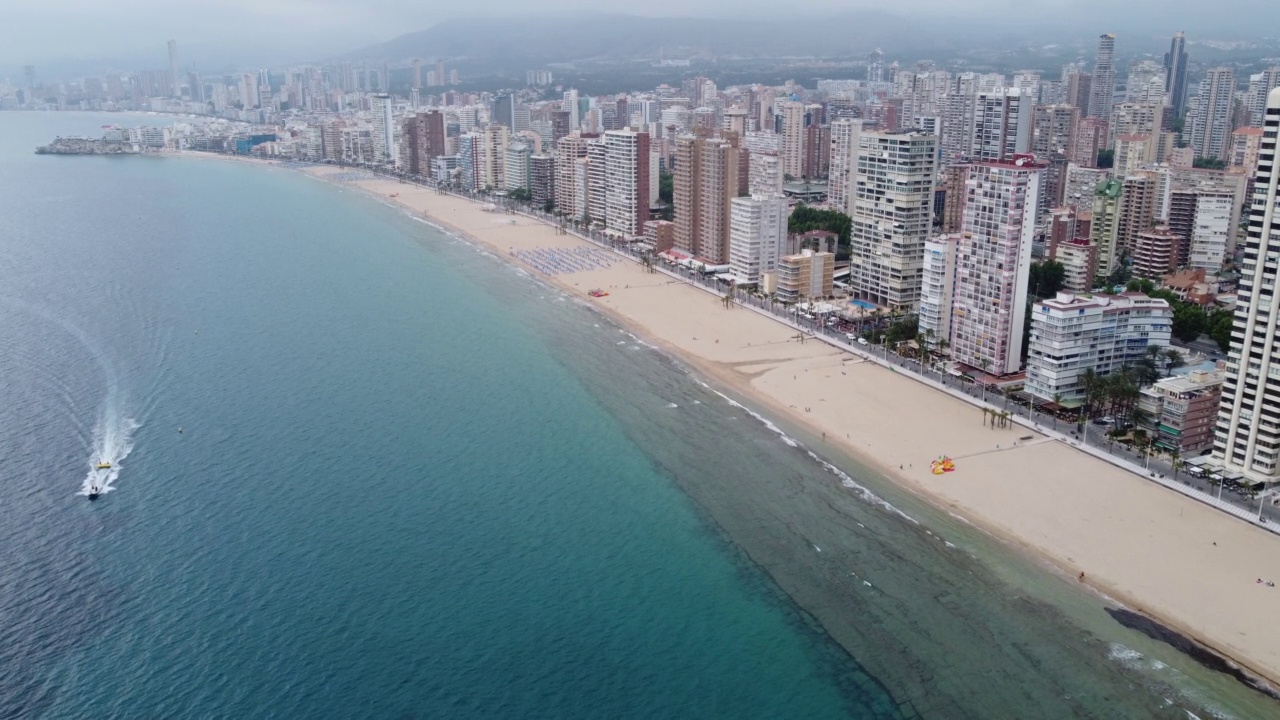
0 112 1275 719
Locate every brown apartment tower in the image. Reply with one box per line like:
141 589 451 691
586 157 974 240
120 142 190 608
401 110 446 176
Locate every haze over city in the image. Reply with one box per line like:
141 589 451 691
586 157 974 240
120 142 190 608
6 0 1280 717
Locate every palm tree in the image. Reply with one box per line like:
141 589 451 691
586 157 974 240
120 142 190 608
1052 393 1063 430
1170 449 1182 481
978 359 992 403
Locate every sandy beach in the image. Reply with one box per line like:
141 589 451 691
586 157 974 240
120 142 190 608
297 163 1280 687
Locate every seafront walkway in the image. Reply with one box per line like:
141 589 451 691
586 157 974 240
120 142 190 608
308 163 1280 536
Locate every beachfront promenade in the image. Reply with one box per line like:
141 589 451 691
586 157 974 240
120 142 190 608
290 160 1280 534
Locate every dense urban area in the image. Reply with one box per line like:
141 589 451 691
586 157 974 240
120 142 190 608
7 30 1280 503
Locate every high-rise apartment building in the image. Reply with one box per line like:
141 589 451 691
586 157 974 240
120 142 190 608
1164 32 1190 119
802 123 830 180
400 111 445 176
1032 104 1079 213
554 134 590 219
1090 34 1117 120
747 152 784 197
1115 172 1159 269
492 93 516 129
1069 117 1108 168
530 154 555 208
1247 68 1280 127
1032 104 1079 157
673 134 740 263
778 101 806 178
939 91 977 163
455 133 478 191
727 195 789 285
371 94 395 166
1233 127 1265 174
1188 67 1236 162
603 129 652 237
950 157 1043 375
478 123 510 190
918 235 959 348
969 89 1032 162
504 142 532 192
1066 70 1093 118
1110 102 1163 151
586 140 608 224
1212 88 1280 484
847 130 939 310
940 165 969 232
827 119 861 213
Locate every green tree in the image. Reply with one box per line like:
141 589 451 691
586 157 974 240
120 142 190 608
1194 157 1227 170
1208 308 1235 353
788 204 853 257
1171 303 1208 343
1028 260 1066 299
659 171 673 203
508 187 532 202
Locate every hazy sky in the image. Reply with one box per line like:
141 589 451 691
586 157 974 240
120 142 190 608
4 0 1278 69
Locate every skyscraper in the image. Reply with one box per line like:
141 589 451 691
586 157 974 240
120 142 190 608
847 130 938 310
827 119 862 213
1032 104 1079 213
778 102 806 178
673 134 740 263
554 134 590 220
969 89 1032 162
1066 70 1093 118
493 93 516 129
867 50 885 84
1163 32 1190 119
727 195 789 285
950 156 1043 375
1247 68 1280 127
371 94 395 166
167 39 181 98
1089 34 1117 121
400 111 446 176
1188 67 1236 162
603 129 651 237
1212 88 1280 484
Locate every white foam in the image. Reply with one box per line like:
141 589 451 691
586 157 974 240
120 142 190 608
666 403 678 408
701 384 920 524
1108 643 1145 668
80 411 140 497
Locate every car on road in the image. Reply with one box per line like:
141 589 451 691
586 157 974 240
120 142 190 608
857 337 869 346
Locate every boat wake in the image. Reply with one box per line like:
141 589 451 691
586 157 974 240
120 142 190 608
80 409 140 498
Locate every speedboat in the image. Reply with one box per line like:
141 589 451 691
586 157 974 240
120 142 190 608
88 486 100 500
95 461 111 470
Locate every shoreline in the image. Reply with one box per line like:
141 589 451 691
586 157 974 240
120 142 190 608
181 154 1280 692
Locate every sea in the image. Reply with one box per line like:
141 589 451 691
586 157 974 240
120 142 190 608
0 112 1275 719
